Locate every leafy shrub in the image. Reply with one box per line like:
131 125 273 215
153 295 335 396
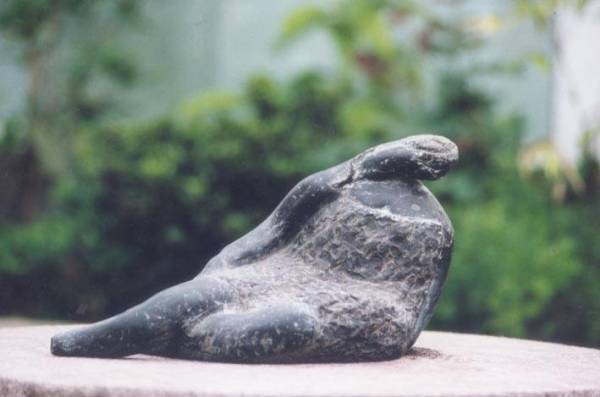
0 72 383 318
0 0 597 349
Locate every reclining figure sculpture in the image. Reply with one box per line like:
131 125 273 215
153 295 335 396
51 134 458 363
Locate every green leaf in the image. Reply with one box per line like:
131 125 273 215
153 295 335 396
276 6 329 50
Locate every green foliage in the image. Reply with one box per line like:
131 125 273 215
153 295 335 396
0 0 138 42
0 0 142 176
0 71 375 318
0 0 598 349
435 186 581 337
278 0 476 102
513 0 593 27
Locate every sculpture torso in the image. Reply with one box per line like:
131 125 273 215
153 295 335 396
196 179 453 361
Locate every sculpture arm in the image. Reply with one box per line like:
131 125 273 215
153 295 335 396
201 161 353 273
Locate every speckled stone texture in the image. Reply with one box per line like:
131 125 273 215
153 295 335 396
51 135 458 363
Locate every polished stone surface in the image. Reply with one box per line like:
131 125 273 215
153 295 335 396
4 325 600 397
51 135 458 362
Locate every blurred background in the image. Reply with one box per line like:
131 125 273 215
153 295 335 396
0 0 598 347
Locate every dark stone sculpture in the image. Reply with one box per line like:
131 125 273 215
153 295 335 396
51 134 458 363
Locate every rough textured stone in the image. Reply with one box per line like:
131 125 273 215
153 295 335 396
4 326 600 397
51 135 458 363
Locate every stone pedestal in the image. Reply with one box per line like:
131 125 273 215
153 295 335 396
1 325 599 397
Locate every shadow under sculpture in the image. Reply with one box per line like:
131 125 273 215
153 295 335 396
51 134 458 363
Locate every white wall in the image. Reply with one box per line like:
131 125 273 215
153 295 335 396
552 2 600 164
0 39 28 120
212 0 336 91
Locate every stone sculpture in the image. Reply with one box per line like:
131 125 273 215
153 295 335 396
51 134 458 363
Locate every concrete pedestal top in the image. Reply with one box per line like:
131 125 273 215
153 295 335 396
1 325 599 397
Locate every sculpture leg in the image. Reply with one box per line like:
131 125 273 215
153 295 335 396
51 277 232 358
183 304 318 363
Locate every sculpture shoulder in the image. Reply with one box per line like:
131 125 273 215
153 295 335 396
345 179 453 234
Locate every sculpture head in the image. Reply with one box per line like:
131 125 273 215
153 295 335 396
353 134 459 181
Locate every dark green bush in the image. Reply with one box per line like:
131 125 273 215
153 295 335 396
0 0 597 349
0 72 382 318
